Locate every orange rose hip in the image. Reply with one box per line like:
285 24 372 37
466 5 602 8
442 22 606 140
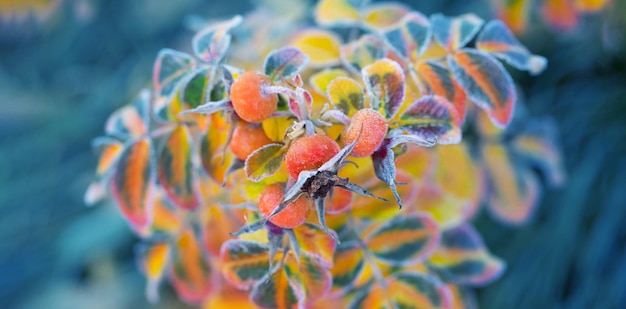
342 108 388 157
230 121 273 161
230 71 278 123
258 183 311 229
285 134 341 179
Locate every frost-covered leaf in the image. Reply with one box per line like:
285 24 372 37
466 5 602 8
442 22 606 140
153 49 197 120
310 69 348 95
365 213 440 266
362 58 405 118
326 76 364 117
428 224 506 286
341 34 386 73
192 15 242 63
283 252 333 303
170 228 213 304
292 223 337 267
136 242 171 303
477 20 547 75
244 143 287 182
331 241 364 291
413 61 467 124
481 143 539 224
314 0 361 27
397 95 461 144
430 13 484 51
250 256 305 309
361 2 410 30
148 189 183 236
157 125 199 210
85 138 124 205
383 12 431 62
111 138 154 233
200 114 234 184
264 46 310 80
105 89 150 138
348 272 452 309
448 49 516 128
220 240 271 289
289 29 341 67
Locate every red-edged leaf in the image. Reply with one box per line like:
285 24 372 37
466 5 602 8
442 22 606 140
413 61 467 125
264 46 309 80
348 272 452 309
341 34 386 73
284 252 333 304
170 228 213 304
398 95 461 144
85 138 124 205
383 12 431 62
105 89 150 138
153 49 197 120
365 213 440 266
220 240 271 290
148 188 183 236
430 13 484 51
448 49 516 128
477 20 547 75
192 15 242 63
157 125 199 210
428 224 506 286
111 138 154 233
361 58 405 119
136 242 171 302
481 143 540 224
292 223 337 268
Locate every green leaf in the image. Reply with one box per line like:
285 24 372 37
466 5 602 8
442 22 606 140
157 125 199 210
361 58 405 119
448 48 516 128
365 213 440 266
428 224 506 286
331 241 364 291
250 256 305 309
244 143 287 182
476 20 547 75
326 76 364 117
220 240 271 289
292 223 337 267
264 46 309 80
105 89 150 138
397 95 461 144
153 49 197 120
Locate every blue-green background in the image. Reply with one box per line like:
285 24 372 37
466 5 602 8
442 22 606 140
1 0 624 308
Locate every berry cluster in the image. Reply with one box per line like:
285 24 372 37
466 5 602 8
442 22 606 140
86 0 565 308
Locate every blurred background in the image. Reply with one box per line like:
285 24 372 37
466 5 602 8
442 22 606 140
0 0 624 308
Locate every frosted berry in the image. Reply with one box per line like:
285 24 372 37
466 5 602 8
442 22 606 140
258 183 311 229
230 121 273 161
230 71 278 123
342 108 387 157
285 134 340 179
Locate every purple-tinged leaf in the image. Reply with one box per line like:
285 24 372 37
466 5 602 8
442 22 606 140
340 34 386 73
448 49 516 128
428 224 505 286
383 11 431 62
477 20 547 75
264 46 310 80
192 15 242 64
398 95 461 144
413 61 467 125
430 13 484 51
361 58 405 119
